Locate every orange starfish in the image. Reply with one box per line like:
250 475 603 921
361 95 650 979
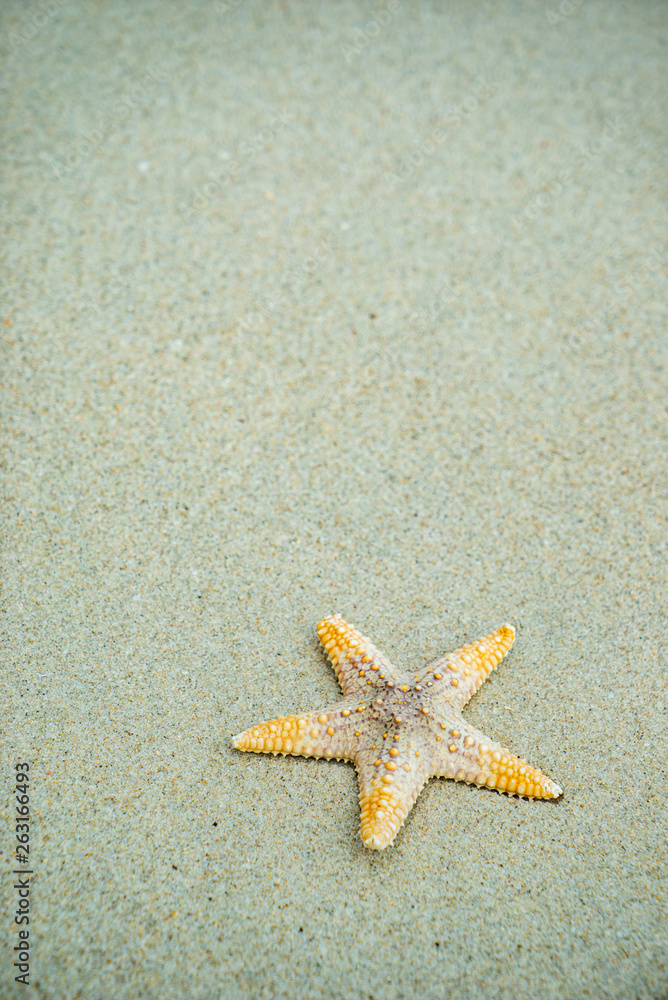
233 615 562 849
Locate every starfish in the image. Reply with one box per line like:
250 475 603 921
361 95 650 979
233 615 562 850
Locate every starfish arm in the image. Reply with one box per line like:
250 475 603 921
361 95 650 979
431 722 562 799
232 702 362 762
354 747 432 850
317 614 398 698
424 624 516 712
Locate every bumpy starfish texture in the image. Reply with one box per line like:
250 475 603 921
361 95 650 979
233 615 562 850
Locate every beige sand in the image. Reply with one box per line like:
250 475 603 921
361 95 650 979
1 1 666 997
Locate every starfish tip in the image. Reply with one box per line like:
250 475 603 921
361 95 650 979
363 833 391 851
317 612 340 629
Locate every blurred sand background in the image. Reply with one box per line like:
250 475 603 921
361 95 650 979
1 1 666 997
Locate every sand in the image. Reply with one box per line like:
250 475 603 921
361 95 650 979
1 1 667 997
